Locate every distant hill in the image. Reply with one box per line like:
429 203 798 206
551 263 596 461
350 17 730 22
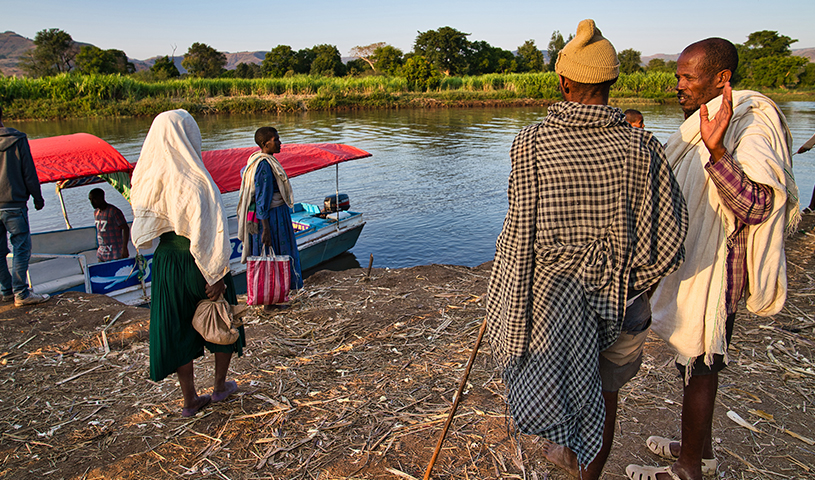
136 52 266 75
0 31 108 76
0 31 34 77
792 48 815 63
138 55 186 74
642 48 814 66
641 53 680 66
225 51 265 69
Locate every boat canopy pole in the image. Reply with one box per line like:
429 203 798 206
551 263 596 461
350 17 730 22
55 184 73 230
335 164 340 229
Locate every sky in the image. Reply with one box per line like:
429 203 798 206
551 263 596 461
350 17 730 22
3 1 814 61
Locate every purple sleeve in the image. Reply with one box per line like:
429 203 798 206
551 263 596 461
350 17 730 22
705 151 774 225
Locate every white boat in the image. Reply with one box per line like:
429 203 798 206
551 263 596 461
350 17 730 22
24 134 371 305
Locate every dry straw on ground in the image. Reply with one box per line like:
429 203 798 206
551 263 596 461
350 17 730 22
1 218 815 479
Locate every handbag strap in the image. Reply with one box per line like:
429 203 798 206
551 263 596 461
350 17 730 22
261 244 278 258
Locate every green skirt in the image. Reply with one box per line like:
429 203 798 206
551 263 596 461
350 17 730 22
149 232 245 381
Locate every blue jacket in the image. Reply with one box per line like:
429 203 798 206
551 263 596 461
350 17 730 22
0 127 43 209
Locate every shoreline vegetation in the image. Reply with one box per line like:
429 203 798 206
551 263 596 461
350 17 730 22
3 71 815 120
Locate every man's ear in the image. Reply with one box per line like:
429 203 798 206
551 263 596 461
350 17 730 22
558 75 570 95
715 69 732 88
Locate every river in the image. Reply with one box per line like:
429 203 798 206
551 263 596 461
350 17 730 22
9 102 815 270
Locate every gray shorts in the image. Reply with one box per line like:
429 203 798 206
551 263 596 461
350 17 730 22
599 294 651 392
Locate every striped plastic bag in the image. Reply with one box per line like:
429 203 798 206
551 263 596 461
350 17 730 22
246 248 291 305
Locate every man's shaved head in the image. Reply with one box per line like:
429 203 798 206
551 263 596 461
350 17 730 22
683 38 738 78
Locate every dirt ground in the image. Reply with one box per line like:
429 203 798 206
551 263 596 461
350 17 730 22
1 219 815 480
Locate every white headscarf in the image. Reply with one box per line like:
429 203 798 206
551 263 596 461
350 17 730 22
130 109 231 285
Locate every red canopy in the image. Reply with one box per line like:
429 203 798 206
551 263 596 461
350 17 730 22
29 133 371 194
202 143 372 193
29 133 134 184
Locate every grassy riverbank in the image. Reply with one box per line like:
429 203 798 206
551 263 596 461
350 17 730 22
0 71 676 120
3 71 814 120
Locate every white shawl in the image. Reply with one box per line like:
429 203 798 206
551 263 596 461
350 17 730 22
651 90 799 364
236 152 294 263
130 109 231 285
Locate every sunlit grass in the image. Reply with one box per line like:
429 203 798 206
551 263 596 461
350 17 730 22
0 71 692 119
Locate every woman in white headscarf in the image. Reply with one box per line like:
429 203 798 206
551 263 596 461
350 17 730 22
131 109 243 417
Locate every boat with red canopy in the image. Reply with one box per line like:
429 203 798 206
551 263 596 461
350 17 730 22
27 133 371 304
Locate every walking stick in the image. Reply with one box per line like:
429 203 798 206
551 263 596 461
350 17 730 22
422 316 489 480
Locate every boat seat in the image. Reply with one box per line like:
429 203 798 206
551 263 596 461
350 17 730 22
31 226 98 256
26 255 88 294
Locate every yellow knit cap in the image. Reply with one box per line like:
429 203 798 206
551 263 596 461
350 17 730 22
555 19 619 84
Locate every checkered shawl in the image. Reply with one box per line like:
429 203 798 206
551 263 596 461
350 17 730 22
487 102 688 466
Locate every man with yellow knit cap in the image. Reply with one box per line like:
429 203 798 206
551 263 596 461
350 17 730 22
486 19 688 479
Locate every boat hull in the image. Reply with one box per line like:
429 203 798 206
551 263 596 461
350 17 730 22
27 203 365 305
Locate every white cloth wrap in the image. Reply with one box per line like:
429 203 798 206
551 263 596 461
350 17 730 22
236 152 294 264
130 109 231 285
651 90 799 364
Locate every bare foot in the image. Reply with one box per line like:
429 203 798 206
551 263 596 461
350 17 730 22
541 438 579 477
182 394 212 417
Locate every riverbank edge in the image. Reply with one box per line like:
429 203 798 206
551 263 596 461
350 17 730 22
3 92 672 121
7 89 814 121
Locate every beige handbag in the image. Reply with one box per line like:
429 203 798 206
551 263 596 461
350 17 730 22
192 295 247 345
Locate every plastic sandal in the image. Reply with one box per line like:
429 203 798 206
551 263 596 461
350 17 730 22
647 436 678 459
626 464 682 480
645 436 717 475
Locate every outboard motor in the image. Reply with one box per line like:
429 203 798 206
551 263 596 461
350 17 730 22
324 193 350 213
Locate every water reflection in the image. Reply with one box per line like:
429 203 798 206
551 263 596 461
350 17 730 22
9 102 815 270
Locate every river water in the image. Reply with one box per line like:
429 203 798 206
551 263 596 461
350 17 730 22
9 102 815 270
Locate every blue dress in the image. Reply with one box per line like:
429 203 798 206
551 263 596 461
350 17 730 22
246 161 303 289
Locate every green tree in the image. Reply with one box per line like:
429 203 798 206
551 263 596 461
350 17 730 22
547 31 572 72
751 56 808 88
736 30 798 84
413 26 470 76
293 48 316 74
743 30 797 58
108 49 135 74
400 55 441 91
618 49 643 74
344 59 371 76
349 42 386 72
800 62 815 87
466 41 515 74
645 58 675 73
309 44 345 77
151 55 180 78
516 39 545 72
262 45 296 77
19 28 77 77
234 62 261 78
181 42 226 78
75 46 134 74
372 45 403 76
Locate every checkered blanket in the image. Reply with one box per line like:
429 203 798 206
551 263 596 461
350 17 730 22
486 102 688 466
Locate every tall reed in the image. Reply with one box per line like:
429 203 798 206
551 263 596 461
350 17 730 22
1 71 679 103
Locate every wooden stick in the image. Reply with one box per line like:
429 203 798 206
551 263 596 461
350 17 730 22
55 365 105 386
422 316 488 480
367 254 374 277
